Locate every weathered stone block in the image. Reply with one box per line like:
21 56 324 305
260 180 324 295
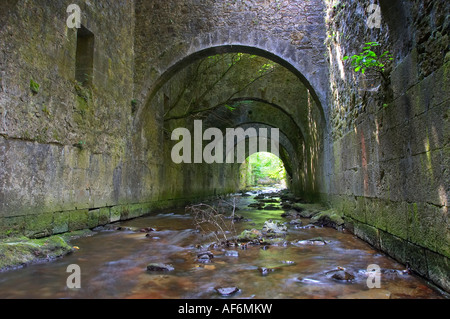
353 196 367 223
353 221 380 249
0 216 26 238
110 206 122 223
384 201 409 239
408 202 439 253
98 207 111 225
87 209 100 229
379 230 405 262
391 48 419 100
365 198 388 232
68 209 90 231
24 212 53 238
404 242 428 278
425 250 450 293
52 211 70 235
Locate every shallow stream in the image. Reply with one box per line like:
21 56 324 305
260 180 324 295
0 188 446 299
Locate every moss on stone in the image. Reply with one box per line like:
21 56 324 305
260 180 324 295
98 207 110 225
311 209 345 229
237 229 262 242
110 206 122 222
52 211 70 234
24 212 53 238
68 209 89 231
0 216 26 239
0 235 73 271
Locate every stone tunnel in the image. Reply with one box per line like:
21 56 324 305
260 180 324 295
0 0 448 292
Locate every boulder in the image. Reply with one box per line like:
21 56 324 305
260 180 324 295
146 263 174 272
324 267 355 282
331 270 355 282
237 229 263 241
262 220 287 235
292 237 330 246
311 210 344 229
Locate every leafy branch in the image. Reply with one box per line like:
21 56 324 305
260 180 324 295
343 42 393 80
163 54 276 122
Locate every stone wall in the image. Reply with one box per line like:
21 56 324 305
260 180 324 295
0 0 142 237
324 0 449 291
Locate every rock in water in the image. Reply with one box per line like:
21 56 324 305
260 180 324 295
237 229 263 241
197 251 214 264
146 263 175 272
225 250 239 257
215 287 240 296
262 220 287 234
311 210 344 229
324 268 355 282
292 237 330 246
289 219 302 226
331 270 355 281
258 267 277 276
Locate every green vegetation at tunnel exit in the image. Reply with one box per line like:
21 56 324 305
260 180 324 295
240 152 286 188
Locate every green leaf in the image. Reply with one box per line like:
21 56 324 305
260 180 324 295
30 79 40 94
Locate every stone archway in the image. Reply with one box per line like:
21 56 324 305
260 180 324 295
132 47 327 201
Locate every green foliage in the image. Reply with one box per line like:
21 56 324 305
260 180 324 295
247 152 286 184
343 42 393 76
225 104 236 111
30 79 40 94
131 99 138 113
74 140 85 150
41 104 51 117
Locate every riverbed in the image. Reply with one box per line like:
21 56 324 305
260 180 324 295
0 189 446 299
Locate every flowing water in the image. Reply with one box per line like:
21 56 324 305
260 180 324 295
0 188 446 299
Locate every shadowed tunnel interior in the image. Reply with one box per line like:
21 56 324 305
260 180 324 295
134 51 326 201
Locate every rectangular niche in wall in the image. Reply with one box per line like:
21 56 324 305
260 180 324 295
75 25 94 86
